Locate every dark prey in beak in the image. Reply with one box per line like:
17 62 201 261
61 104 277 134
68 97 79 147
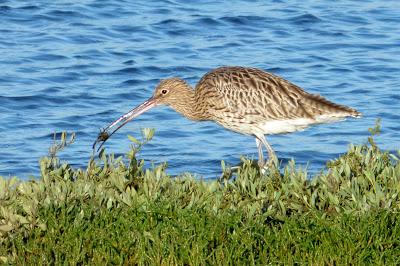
93 96 157 152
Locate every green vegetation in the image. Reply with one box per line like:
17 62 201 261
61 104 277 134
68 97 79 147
1 123 399 265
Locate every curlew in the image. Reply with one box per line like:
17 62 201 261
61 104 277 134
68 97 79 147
93 66 361 167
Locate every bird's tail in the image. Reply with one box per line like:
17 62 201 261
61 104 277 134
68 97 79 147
302 93 362 119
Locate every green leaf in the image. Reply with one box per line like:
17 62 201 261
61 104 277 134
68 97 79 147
142 128 155 141
127 135 141 144
0 224 13 232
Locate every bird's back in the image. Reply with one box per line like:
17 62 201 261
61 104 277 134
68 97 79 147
194 66 360 135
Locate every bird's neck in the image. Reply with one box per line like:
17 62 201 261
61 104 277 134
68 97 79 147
169 84 206 121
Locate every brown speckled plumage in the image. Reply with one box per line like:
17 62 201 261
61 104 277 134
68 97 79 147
189 67 360 132
94 66 361 167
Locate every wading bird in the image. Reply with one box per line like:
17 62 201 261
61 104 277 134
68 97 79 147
93 66 361 167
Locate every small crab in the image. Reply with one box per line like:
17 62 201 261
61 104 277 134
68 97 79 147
92 129 110 152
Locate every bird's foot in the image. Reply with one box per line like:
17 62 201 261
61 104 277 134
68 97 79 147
258 157 278 175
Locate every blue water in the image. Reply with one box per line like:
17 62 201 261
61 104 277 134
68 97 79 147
1 1 399 179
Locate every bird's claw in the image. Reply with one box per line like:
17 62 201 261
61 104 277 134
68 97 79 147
258 157 279 175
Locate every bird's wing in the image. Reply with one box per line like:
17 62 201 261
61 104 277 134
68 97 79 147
197 67 314 122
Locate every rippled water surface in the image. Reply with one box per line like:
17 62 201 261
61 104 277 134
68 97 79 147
1 1 399 179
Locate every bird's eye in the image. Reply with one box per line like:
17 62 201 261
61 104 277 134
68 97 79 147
161 89 168 94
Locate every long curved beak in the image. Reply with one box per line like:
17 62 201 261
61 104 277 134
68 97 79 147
93 97 157 152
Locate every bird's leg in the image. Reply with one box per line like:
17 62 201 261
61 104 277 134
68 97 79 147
255 138 264 167
256 135 278 167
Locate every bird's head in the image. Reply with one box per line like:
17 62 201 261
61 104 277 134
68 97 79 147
93 77 193 151
152 78 191 106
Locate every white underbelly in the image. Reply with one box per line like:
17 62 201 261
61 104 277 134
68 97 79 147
259 118 315 134
215 114 348 136
259 115 347 135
